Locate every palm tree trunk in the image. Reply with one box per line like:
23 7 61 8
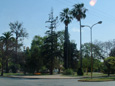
77 19 83 75
64 25 69 69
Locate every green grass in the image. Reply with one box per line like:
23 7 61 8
83 72 107 77
3 73 24 76
62 72 115 81
1 72 50 77
62 72 107 77
79 77 115 82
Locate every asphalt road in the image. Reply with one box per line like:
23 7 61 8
0 77 115 86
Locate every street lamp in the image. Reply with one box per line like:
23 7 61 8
81 21 102 79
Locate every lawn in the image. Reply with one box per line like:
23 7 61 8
79 77 115 82
78 72 115 82
1 72 50 77
83 72 107 77
3 73 24 76
63 72 107 77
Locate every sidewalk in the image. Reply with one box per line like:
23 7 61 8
8 74 81 79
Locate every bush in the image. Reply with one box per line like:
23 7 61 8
63 69 74 75
10 64 20 73
10 65 17 73
77 68 83 76
39 66 49 74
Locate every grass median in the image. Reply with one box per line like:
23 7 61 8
79 77 115 82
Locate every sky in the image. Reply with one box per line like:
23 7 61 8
0 0 115 50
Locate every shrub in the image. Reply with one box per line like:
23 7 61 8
34 73 41 75
10 65 17 73
77 68 83 76
40 66 49 74
63 69 74 75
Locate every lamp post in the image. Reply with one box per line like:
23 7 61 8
81 21 102 79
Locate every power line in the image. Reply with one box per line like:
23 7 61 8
55 0 72 7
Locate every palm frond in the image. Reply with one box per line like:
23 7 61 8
60 8 73 25
71 3 87 21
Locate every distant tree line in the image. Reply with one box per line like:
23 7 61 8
1 3 115 77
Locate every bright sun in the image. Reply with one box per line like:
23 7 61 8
90 0 97 6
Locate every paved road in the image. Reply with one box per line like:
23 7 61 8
0 77 115 86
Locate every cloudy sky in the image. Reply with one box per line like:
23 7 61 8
0 0 115 49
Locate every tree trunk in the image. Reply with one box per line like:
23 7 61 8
1 44 4 76
64 25 69 69
50 68 53 75
1 57 4 76
50 29 54 75
58 68 61 74
86 67 88 75
77 19 83 76
1 64 4 76
15 37 18 63
50 61 53 75
5 40 9 73
107 65 110 76
5 58 9 73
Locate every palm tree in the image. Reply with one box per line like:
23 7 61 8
71 3 87 75
60 8 73 69
1 31 14 73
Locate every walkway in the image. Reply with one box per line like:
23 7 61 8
8 74 79 79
